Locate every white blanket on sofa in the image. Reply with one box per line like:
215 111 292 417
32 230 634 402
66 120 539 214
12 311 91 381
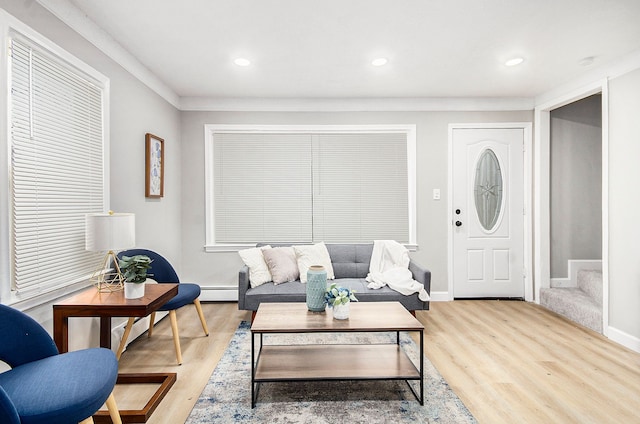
366 240 430 301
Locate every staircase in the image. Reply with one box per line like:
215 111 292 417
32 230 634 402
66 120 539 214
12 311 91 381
540 269 603 333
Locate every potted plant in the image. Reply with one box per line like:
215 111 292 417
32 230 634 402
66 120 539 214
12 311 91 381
118 254 152 299
325 282 358 320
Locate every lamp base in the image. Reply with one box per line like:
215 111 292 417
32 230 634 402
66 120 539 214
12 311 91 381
90 251 125 292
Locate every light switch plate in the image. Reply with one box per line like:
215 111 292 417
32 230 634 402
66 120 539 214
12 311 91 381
433 188 441 200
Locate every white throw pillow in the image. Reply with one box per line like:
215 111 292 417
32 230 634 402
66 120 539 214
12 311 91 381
293 242 335 283
238 245 272 288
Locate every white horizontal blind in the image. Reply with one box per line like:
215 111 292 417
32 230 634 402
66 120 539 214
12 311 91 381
214 133 312 243
211 130 410 244
10 37 105 296
312 133 409 243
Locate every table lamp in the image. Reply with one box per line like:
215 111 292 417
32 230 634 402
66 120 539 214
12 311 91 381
85 211 135 292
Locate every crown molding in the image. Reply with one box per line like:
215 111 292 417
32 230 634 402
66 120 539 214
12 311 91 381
180 96 535 112
36 0 180 109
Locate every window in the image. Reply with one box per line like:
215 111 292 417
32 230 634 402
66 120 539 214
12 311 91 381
474 148 503 232
1 15 109 306
205 125 416 251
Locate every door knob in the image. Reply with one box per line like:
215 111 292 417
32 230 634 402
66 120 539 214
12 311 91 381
455 221 462 227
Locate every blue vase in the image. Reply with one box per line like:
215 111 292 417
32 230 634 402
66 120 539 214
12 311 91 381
306 265 327 312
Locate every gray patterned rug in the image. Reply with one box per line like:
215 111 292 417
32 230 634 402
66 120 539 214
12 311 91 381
187 322 476 423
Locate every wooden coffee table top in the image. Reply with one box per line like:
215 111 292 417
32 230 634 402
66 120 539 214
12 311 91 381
251 301 424 333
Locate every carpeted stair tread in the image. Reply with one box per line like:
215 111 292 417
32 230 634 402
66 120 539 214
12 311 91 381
577 269 603 305
540 287 602 333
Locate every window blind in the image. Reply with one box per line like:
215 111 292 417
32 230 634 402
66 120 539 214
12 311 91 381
211 130 410 245
10 37 105 296
312 133 409 243
213 133 313 243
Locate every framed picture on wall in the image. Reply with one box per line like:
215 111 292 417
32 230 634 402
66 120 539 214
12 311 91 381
145 133 164 198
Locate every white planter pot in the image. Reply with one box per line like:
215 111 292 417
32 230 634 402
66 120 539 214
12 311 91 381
332 302 350 320
124 281 145 299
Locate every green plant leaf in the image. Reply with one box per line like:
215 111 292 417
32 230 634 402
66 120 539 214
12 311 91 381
118 255 152 283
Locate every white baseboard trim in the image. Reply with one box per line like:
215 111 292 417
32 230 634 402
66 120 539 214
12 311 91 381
429 291 452 302
607 326 640 353
551 259 602 288
200 286 238 302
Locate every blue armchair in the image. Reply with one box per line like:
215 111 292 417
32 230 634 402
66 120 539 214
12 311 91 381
0 304 121 424
117 249 209 365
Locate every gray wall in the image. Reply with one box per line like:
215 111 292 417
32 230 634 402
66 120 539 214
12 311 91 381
6 0 640 351
609 68 640 340
550 95 602 277
179 110 533 296
0 2 182 343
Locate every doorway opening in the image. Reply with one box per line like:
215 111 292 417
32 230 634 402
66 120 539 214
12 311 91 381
550 94 603 284
539 95 604 333
534 80 609 335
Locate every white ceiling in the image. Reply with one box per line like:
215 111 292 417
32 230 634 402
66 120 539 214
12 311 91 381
55 0 640 104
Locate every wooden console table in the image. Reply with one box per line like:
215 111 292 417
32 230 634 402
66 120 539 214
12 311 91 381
53 284 179 423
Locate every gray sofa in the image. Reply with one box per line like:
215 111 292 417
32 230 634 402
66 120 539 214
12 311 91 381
238 243 431 314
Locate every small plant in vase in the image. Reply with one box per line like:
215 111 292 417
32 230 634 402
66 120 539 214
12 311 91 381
118 255 152 299
325 282 358 320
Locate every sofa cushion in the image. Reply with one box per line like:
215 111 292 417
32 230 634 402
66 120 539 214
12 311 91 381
242 280 307 310
334 278 419 303
262 247 299 284
238 245 272 288
327 244 373 279
243 277 426 312
293 242 335 283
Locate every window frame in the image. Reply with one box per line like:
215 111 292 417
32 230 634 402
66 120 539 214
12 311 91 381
203 124 417 252
0 10 110 309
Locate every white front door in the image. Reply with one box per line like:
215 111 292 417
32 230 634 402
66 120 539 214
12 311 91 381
452 128 525 298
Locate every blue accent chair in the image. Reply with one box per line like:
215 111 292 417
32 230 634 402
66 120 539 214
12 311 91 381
117 249 209 365
0 304 121 424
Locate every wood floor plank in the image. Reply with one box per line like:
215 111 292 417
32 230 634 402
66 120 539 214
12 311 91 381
112 300 640 423
419 301 640 424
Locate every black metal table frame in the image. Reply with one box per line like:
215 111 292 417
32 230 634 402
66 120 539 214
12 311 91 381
250 329 424 408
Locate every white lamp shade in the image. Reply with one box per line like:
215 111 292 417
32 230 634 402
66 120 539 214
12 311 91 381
85 213 136 251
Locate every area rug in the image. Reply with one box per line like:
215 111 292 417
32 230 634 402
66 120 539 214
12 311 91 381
187 322 476 423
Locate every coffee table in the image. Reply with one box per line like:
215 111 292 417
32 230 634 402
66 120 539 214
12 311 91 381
250 301 424 408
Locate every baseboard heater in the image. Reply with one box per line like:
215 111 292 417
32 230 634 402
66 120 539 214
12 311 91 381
200 285 238 302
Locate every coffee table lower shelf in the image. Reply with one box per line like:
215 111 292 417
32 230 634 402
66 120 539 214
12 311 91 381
252 344 422 407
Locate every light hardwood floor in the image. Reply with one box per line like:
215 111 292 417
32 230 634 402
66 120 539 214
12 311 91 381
113 300 640 423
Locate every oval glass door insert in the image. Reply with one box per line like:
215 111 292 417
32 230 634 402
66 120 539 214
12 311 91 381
474 148 503 231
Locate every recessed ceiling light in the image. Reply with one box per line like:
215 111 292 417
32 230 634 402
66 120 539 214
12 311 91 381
234 58 251 67
579 56 595 67
505 57 524 67
372 57 388 67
